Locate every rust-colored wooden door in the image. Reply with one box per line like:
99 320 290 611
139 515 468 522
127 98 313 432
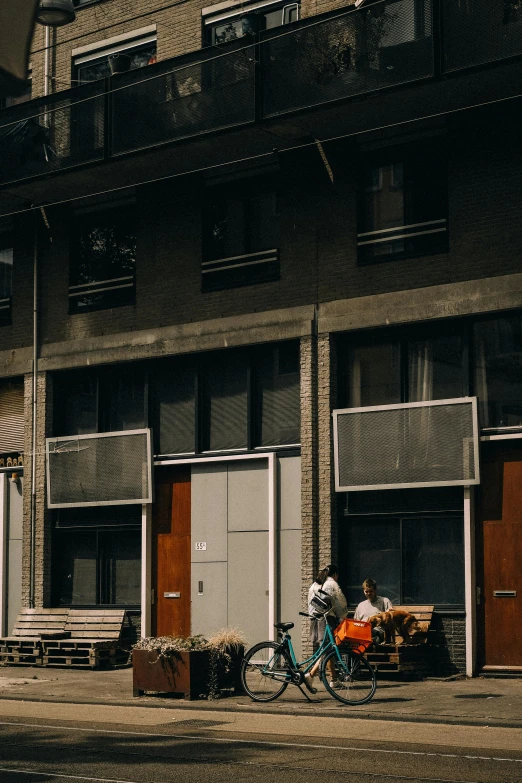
151 467 191 637
478 444 522 669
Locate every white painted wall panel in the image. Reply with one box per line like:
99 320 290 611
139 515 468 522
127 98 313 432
228 530 268 646
227 460 268 531
191 561 228 638
191 463 228 562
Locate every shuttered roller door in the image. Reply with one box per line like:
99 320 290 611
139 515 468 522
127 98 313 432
0 381 24 453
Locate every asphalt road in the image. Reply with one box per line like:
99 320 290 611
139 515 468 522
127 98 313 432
0 707 522 783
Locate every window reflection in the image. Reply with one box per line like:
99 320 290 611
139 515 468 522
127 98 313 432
349 342 401 407
474 315 522 428
342 513 464 607
408 334 466 402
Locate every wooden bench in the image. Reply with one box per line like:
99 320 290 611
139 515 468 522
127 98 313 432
365 605 435 679
0 608 129 669
0 608 69 665
42 610 129 668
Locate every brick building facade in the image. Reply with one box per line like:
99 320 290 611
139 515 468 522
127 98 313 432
0 0 521 676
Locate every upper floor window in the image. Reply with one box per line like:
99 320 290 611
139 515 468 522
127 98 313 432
153 341 300 456
0 70 32 111
339 313 522 431
69 202 136 314
73 33 157 83
357 139 447 264
340 328 467 409
474 314 522 429
53 364 146 437
204 0 299 45
0 228 13 327
202 176 279 290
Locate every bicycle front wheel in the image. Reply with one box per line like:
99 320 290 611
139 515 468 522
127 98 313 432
321 647 376 705
241 641 290 702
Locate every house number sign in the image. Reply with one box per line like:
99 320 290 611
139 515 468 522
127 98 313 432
195 542 207 551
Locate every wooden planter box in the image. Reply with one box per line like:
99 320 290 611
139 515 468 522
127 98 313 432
132 649 211 700
132 647 244 700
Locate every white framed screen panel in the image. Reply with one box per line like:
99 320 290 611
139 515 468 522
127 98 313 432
46 429 153 508
333 397 480 492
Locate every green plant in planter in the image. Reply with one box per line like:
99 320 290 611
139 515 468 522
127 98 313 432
133 634 208 659
206 627 246 700
132 628 246 700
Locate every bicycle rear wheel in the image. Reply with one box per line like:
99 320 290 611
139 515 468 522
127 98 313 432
241 641 290 702
321 647 376 705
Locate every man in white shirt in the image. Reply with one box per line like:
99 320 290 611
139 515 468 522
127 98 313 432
354 578 393 621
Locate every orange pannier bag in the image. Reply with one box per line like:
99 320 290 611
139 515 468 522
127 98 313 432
334 618 373 653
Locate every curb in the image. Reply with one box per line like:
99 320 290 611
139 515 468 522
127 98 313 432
0 694 521 730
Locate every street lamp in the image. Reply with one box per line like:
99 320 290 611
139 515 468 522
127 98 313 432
36 0 76 27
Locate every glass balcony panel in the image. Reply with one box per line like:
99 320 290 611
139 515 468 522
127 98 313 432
443 0 522 72
0 81 105 186
262 0 434 117
110 41 256 156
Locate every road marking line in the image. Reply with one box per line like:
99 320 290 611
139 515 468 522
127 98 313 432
0 768 139 783
1 720 522 765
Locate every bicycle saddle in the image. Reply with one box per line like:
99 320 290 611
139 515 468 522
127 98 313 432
274 622 294 631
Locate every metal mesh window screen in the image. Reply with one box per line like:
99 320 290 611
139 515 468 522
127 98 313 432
47 430 152 508
333 398 479 491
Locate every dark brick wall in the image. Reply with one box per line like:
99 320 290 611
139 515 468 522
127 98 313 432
1 101 519 356
430 614 466 676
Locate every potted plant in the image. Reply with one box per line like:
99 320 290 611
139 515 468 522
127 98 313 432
132 628 246 700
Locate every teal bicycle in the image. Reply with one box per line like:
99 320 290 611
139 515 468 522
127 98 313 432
240 611 377 705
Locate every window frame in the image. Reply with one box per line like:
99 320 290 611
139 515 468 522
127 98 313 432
338 322 470 410
68 201 137 314
340 509 466 611
152 341 301 458
0 227 13 327
52 510 141 608
72 32 157 84
357 137 449 265
53 364 149 437
201 175 280 291
203 0 299 45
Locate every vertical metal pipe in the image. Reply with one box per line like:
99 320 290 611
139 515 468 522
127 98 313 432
29 219 38 609
44 26 50 98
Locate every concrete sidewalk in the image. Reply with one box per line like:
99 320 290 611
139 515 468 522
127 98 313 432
0 665 521 728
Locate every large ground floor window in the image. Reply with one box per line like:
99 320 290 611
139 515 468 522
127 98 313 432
52 507 141 606
339 491 464 609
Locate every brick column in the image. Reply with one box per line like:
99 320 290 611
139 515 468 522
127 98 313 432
23 371 53 608
300 334 317 655
317 332 337 568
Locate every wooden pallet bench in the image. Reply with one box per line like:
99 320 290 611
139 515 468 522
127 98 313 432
0 608 128 669
365 605 435 679
41 610 128 669
0 609 69 666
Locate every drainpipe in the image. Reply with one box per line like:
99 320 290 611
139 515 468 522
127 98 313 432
44 26 50 99
29 217 39 609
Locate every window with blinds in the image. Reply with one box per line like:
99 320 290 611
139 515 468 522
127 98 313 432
0 380 24 455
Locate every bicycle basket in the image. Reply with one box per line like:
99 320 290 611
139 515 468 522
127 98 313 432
309 588 332 617
334 618 372 652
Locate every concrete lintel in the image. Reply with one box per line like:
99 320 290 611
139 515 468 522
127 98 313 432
0 347 34 380
317 273 522 335
34 305 315 372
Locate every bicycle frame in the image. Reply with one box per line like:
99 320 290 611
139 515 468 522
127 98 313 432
277 621 344 680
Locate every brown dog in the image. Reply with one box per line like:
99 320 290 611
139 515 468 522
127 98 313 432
368 610 419 644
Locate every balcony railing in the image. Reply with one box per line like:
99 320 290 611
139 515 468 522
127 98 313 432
262 0 434 117
442 0 522 73
0 81 105 187
110 39 256 156
0 0 520 188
